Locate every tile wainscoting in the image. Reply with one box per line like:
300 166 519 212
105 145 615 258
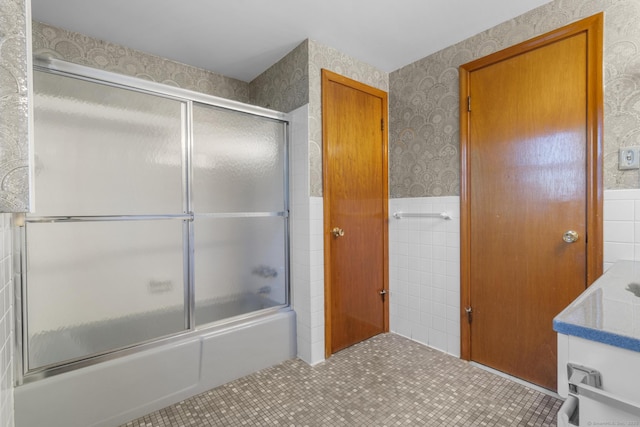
603 189 640 271
388 197 461 357
289 104 325 365
0 214 14 427
388 189 640 357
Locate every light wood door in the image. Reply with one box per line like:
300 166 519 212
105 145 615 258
322 69 389 355
460 14 603 390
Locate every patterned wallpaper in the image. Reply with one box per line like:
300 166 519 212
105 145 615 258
389 0 640 197
251 38 389 197
249 40 309 114
32 21 250 103
9 1 640 205
0 0 30 212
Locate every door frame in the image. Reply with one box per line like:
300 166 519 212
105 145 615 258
321 69 390 357
458 13 604 361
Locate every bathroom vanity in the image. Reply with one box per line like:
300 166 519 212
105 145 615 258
554 260 640 426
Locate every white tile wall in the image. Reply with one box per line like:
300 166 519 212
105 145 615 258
308 197 325 362
386 189 640 359
0 214 14 427
388 197 461 357
604 189 640 271
289 104 325 365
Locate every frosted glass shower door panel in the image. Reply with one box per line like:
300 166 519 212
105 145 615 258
194 217 286 326
32 70 185 216
192 103 286 213
26 220 186 370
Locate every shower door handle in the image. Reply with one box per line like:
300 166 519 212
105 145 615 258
331 227 345 237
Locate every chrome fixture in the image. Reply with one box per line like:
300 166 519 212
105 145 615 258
393 212 451 220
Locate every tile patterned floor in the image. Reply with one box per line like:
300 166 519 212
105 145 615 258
121 333 562 426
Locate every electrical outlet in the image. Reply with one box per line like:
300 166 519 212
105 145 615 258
618 147 640 170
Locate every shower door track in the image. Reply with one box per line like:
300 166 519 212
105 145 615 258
32 56 287 121
25 214 195 223
24 212 289 223
16 57 291 385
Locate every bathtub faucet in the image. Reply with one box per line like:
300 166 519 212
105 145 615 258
252 265 278 279
257 286 271 295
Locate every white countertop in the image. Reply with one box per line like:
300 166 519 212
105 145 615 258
553 260 640 352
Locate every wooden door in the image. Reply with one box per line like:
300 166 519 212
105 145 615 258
460 14 603 390
322 69 389 356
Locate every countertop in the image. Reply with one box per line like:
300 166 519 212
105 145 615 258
553 260 640 353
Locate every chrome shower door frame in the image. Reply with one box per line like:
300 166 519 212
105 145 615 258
15 57 290 384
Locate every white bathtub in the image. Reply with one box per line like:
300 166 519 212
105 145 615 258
14 309 296 427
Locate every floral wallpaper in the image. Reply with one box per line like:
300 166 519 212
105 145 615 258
32 21 250 103
0 0 30 212
389 0 640 197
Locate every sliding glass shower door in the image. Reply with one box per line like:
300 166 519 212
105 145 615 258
22 63 288 377
192 104 287 325
27 70 189 371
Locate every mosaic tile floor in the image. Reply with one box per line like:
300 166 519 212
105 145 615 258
121 333 562 426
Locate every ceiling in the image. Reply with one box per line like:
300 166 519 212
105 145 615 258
31 0 552 83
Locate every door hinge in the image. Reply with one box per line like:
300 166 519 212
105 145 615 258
381 118 384 132
465 306 472 323
467 96 471 112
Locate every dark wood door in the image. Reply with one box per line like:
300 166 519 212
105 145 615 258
460 14 603 390
322 69 389 355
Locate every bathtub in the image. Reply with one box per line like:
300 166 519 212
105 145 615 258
27 292 284 370
14 308 296 427
18 56 296 427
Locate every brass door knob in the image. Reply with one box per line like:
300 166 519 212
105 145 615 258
331 227 345 237
562 230 579 243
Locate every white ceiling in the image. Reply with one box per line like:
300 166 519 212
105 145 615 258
31 0 552 83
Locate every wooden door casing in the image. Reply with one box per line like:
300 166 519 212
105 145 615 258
459 14 603 390
322 69 389 356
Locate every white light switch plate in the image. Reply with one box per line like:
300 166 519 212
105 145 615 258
618 146 640 170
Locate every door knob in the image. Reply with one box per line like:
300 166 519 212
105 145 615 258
331 227 345 237
562 230 579 243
